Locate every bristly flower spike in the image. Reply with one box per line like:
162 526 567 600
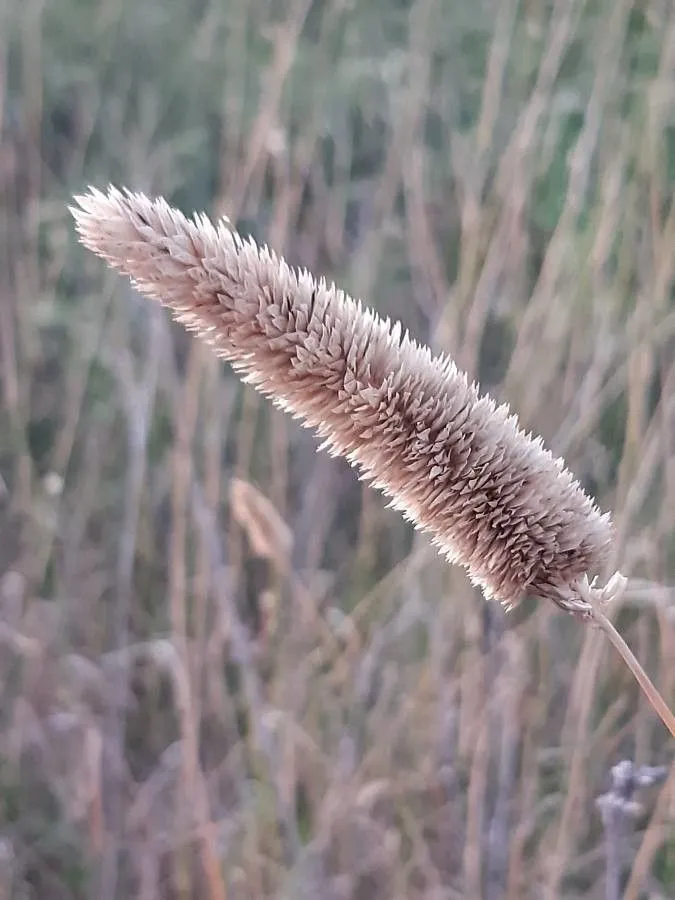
71 186 615 615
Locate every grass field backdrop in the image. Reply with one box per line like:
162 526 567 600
0 0 674 897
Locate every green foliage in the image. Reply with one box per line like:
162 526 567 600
655 836 675 889
0 760 90 897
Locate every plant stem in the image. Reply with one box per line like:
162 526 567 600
591 607 675 740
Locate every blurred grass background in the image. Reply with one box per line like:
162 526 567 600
1 0 675 897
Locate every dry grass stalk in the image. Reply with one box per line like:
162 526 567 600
230 477 293 565
71 186 614 615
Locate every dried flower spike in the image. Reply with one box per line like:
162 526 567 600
71 186 614 613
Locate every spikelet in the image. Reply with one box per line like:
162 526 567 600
70 187 614 613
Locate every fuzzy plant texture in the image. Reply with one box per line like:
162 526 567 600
71 187 615 614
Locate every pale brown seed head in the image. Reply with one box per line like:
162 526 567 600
70 187 614 611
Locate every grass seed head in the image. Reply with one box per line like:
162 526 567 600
71 186 614 611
